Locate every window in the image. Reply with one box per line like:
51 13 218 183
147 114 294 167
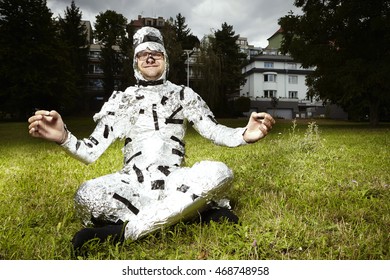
288 75 298 84
88 79 104 89
88 64 104 74
89 51 101 59
264 62 274 68
288 91 298 99
264 73 276 82
264 90 277 98
287 63 297 69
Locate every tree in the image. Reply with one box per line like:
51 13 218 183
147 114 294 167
279 0 390 125
165 13 200 85
213 23 247 116
193 35 222 111
57 0 89 110
94 10 128 98
0 0 78 118
174 13 200 50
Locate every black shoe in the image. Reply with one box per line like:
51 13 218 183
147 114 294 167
71 224 125 255
200 207 239 224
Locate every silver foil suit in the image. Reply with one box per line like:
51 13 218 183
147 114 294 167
60 27 247 240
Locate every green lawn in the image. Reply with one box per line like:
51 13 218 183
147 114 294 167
0 118 389 259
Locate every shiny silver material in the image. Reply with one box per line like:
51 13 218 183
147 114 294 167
60 27 247 240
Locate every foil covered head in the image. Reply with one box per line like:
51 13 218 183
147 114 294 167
133 27 169 83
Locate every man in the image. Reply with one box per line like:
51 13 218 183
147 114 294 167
28 27 275 251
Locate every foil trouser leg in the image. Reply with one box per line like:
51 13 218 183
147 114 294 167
124 160 233 240
74 172 147 226
74 160 233 240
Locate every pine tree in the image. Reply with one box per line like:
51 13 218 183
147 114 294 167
58 0 89 110
0 0 78 118
94 10 128 98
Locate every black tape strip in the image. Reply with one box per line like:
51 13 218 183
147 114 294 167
152 104 159 130
207 115 219 125
125 137 132 146
172 148 184 157
151 180 165 190
165 105 184 123
83 140 93 148
121 180 130 184
88 136 99 146
133 164 144 183
170 135 185 147
113 193 139 215
157 165 170 176
108 111 115 116
125 151 142 164
76 140 81 151
166 105 183 120
165 119 184 124
136 95 145 100
180 86 185 100
161 96 168 105
177 184 190 193
103 125 109 138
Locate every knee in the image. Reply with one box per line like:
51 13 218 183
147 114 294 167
196 160 233 181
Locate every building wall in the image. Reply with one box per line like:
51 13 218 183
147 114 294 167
241 55 312 101
240 28 347 120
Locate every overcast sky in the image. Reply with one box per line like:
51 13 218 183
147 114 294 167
47 0 301 48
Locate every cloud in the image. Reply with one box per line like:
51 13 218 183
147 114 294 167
47 0 300 47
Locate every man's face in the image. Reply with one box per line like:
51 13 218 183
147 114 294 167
136 49 165 81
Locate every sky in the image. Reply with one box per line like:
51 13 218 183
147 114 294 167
47 0 301 48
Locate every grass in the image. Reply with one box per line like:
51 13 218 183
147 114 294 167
0 117 389 260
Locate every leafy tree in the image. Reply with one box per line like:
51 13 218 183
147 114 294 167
193 35 222 111
94 10 128 98
118 23 136 90
161 21 184 85
57 0 89 110
0 0 77 118
279 0 390 125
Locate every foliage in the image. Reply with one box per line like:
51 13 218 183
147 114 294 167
0 0 78 118
57 0 90 111
94 10 128 97
174 13 200 50
162 20 186 85
193 23 247 117
192 34 222 111
164 13 200 85
228 96 251 116
1 118 389 259
279 0 390 126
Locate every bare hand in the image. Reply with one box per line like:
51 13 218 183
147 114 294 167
243 112 275 143
28 110 67 144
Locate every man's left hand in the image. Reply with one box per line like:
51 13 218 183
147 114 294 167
243 112 275 143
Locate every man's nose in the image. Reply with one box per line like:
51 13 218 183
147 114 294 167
146 53 156 63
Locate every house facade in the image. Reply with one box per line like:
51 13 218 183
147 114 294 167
240 29 348 120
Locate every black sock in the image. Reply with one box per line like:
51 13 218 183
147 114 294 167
71 224 125 252
200 207 239 224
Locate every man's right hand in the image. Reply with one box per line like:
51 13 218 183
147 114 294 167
28 110 68 144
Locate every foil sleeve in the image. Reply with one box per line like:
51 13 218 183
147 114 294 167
182 87 247 147
60 91 125 164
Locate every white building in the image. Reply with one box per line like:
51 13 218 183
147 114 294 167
240 28 347 120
